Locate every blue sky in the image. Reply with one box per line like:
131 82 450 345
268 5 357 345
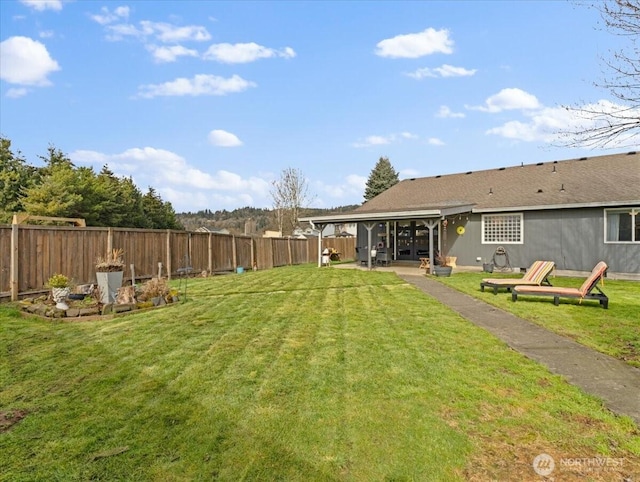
1 0 637 213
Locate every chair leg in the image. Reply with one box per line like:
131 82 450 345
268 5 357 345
553 296 560 306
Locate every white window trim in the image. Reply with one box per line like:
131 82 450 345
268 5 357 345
481 213 524 244
604 207 640 244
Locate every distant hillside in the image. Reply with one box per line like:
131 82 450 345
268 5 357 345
177 204 360 234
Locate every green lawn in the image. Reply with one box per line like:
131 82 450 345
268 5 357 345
1 265 639 481
437 271 640 368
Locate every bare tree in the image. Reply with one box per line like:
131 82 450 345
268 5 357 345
269 168 314 236
560 0 640 147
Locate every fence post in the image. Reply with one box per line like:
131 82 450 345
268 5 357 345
232 235 237 271
107 227 113 253
287 237 292 266
10 223 19 301
166 230 172 280
250 236 255 270
208 232 212 274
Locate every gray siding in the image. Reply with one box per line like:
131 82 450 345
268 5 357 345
447 208 639 274
356 207 640 274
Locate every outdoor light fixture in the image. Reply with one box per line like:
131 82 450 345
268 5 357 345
560 184 565 192
489 188 493 195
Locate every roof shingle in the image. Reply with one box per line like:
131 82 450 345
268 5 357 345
356 151 640 213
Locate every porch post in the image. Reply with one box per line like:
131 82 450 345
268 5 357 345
424 219 439 275
314 222 326 267
364 222 375 270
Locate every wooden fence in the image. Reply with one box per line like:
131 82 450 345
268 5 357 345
0 225 356 300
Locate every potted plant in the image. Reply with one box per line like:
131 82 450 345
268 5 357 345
482 259 494 273
433 253 453 277
95 248 124 304
47 273 70 310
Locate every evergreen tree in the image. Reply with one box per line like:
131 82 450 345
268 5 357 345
21 160 85 218
0 137 37 222
363 156 399 202
142 187 183 229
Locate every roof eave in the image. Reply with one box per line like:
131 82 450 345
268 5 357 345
474 200 640 213
300 204 474 223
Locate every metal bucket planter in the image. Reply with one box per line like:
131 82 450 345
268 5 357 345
482 263 494 273
433 266 453 277
96 271 123 304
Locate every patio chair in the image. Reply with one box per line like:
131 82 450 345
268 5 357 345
480 260 555 295
511 261 609 309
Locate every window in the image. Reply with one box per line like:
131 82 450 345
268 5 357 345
482 213 523 244
605 208 640 243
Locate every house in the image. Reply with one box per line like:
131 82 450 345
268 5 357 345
195 226 230 235
300 151 640 274
293 222 358 239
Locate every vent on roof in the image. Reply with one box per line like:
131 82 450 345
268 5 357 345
553 160 558 163
579 157 587 160
498 167 506 171
536 162 544 166
537 189 543 193
628 151 636 155
465 171 472 175
410 178 416 181
435 175 441 178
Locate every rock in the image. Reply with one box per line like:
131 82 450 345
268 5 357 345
79 307 100 316
113 304 134 313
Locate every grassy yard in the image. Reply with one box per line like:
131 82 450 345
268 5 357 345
436 271 640 368
1 265 639 481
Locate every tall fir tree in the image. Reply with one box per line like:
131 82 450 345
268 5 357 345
363 156 399 202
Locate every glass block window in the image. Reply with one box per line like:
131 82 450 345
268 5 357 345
482 213 523 244
605 208 640 243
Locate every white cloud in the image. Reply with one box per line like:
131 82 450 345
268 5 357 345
468 88 540 113
39 30 54 38
90 6 130 25
136 74 256 98
6 88 29 98
0 36 60 86
70 147 272 211
375 28 453 58
140 21 211 43
436 105 465 118
486 101 640 147
208 129 243 147
20 0 62 11
100 18 211 43
315 174 367 200
147 44 199 63
352 132 419 148
428 138 445 146
203 42 296 63
406 64 477 79
104 23 143 41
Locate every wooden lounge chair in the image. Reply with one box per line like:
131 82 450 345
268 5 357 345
511 261 609 309
480 260 555 295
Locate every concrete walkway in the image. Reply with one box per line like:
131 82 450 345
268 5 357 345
398 273 640 425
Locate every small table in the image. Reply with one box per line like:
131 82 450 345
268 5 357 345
419 258 430 271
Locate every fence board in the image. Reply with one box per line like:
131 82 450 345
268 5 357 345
0 225 355 298
0 228 10 292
